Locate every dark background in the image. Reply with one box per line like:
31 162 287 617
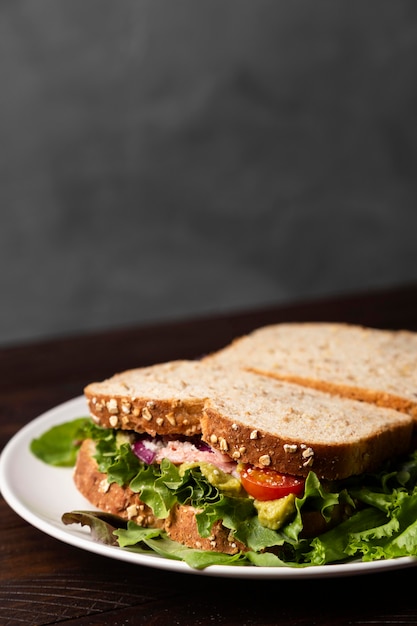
2 0 417 347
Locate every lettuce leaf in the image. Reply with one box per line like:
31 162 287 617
62 510 126 546
115 522 248 568
303 454 417 565
33 418 417 568
129 460 179 518
30 417 92 466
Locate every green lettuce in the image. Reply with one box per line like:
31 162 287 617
30 417 93 466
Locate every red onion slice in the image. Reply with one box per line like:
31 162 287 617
132 439 157 464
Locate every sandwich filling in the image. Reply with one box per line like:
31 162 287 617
30 416 417 568
86 424 315 538
131 433 237 474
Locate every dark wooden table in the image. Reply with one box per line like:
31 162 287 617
2 284 417 626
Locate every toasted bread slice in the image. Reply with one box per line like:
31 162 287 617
200 373 413 479
84 360 212 437
204 322 417 420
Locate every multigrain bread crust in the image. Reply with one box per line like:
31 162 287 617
74 439 245 555
201 378 413 480
166 505 246 554
74 439 163 529
204 322 417 420
84 361 210 437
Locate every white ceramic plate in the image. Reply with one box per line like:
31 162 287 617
1 396 417 579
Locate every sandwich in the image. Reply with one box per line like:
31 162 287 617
30 332 417 568
74 359 413 555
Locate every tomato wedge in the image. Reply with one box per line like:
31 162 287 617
240 464 305 501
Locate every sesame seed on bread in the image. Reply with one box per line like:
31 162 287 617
204 322 417 420
74 439 163 528
74 439 246 554
76 346 417 554
165 504 246 554
84 360 214 437
83 359 413 481
201 376 412 479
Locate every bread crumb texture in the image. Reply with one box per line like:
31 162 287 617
205 322 417 418
200 371 412 479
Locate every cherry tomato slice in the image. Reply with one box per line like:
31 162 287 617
240 464 305 501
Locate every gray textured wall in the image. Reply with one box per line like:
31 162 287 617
2 1 417 346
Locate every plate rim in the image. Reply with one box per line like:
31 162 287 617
1 395 417 579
